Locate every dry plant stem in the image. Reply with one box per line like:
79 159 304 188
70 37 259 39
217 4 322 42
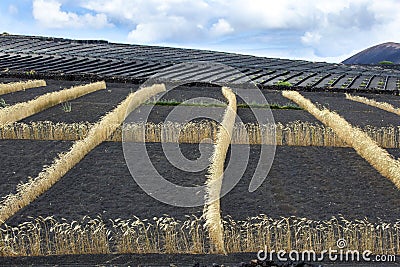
345 93 400 116
283 90 400 189
0 84 166 224
1 120 400 148
1 215 398 256
0 80 46 96
203 87 237 254
0 81 106 125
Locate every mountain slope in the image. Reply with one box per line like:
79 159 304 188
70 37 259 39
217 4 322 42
343 42 400 64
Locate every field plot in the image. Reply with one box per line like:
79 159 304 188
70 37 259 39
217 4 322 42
0 33 400 265
6 142 206 225
20 82 136 123
0 140 72 196
1 35 400 94
301 92 400 127
0 80 46 96
1 82 318 125
0 79 84 105
0 77 399 266
6 143 400 226
359 94 400 108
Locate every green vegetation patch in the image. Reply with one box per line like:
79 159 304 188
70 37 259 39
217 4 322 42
146 99 302 110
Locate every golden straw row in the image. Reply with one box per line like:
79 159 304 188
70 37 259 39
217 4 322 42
1 215 398 256
0 81 106 125
203 86 237 254
346 93 400 116
0 84 166 224
0 80 46 96
2 121 400 148
283 90 400 189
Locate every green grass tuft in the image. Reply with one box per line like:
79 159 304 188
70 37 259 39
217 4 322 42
275 81 292 87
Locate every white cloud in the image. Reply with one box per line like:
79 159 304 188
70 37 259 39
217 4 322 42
127 16 206 43
8 5 18 15
32 0 112 29
31 0 400 60
301 31 321 46
210 19 234 36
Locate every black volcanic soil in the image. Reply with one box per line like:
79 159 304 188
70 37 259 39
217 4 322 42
3 78 398 130
20 81 136 123
0 140 72 196
129 105 318 125
6 143 400 226
3 78 399 129
354 92 400 109
301 92 400 127
0 79 85 105
0 79 319 124
1 79 400 266
0 253 398 267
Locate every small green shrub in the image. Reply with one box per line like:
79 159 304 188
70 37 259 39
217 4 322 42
61 102 72 113
275 81 292 87
0 98 8 109
379 61 394 65
25 70 36 75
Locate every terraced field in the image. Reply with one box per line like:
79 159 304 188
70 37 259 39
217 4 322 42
1 34 400 93
0 35 399 266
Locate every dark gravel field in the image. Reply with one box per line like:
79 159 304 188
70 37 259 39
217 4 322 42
1 78 319 124
4 78 398 129
0 140 72 196
0 253 398 267
301 91 400 127
6 143 400 226
354 92 400 109
0 79 85 105
20 81 135 123
388 149 400 159
1 78 399 267
131 104 318 124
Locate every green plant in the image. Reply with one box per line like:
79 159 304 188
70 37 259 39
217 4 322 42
25 70 36 75
146 99 302 110
238 102 302 110
0 98 8 109
61 102 72 113
360 81 368 88
379 61 394 65
275 81 292 87
147 99 222 108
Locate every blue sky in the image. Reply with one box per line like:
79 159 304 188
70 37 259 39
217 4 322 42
1 0 400 63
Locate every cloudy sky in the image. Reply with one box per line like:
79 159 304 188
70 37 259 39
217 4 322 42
1 0 399 63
